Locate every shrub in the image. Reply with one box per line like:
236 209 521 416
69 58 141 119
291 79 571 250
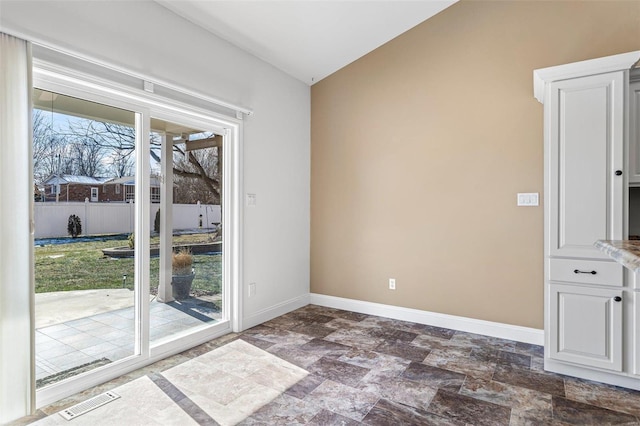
67 215 82 238
127 233 135 249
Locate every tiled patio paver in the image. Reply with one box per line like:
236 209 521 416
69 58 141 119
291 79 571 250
35 298 220 386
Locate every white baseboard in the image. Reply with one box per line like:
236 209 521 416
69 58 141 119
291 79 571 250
242 293 310 330
309 293 544 346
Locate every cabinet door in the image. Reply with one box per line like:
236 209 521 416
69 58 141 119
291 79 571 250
629 81 640 184
550 283 622 371
634 290 640 376
548 72 625 259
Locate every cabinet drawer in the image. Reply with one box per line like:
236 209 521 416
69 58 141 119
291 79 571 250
549 258 623 287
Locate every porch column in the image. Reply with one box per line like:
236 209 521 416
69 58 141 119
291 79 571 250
157 133 174 303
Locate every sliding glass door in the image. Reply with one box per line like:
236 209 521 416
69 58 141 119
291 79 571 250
148 118 224 345
32 71 237 407
33 89 139 388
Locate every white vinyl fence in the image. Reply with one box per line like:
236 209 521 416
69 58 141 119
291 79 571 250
34 202 221 239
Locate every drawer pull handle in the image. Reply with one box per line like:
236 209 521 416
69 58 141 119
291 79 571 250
574 269 597 275
614 296 622 302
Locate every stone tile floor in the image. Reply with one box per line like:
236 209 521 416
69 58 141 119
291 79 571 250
36 297 220 386
16 304 640 425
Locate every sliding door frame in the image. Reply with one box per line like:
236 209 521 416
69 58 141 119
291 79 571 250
32 59 243 408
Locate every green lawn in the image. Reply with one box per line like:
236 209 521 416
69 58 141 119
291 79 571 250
35 234 222 296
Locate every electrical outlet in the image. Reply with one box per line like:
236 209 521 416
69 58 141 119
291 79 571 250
389 278 396 290
248 282 256 297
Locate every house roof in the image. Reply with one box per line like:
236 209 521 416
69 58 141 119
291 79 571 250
44 175 111 185
107 176 161 187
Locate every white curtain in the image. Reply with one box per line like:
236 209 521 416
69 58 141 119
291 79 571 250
0 32 34 422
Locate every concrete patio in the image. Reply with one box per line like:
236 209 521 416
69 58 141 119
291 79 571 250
35 290 220 386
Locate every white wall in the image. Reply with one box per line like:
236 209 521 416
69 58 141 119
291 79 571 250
0 1 310 326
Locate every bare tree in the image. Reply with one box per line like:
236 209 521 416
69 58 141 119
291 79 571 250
69 139 106 177
172 145 221 204
65 120 131 177
32 110 70 183
33 112 109 179
107 148 135 177
32 109 52 182
32 111 222 204
67 120 222 203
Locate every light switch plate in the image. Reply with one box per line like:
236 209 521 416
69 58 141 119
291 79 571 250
246 193 256 207
517 192 539 206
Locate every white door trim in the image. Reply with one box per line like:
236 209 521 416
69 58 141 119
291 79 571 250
32 58 243 407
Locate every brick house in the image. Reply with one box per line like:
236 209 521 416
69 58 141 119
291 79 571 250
42 175 111 202
103 176 162 203
41 175 162 203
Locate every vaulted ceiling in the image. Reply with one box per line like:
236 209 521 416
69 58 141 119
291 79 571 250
155 1 457 85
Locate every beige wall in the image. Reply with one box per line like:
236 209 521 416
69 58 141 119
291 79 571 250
310 0 640 329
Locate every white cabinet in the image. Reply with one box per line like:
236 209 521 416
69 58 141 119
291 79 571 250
545 70 625 368
535 50 640 390
634 291 640 376
629 79 640 185
547 71 625 259
549 284 622 371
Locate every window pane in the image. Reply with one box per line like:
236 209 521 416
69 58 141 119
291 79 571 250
33 89 137 388
149 120 223 345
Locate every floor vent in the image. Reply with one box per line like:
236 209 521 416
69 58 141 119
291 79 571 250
58 391 120 421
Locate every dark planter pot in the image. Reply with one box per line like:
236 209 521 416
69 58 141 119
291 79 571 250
172 272 195 300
